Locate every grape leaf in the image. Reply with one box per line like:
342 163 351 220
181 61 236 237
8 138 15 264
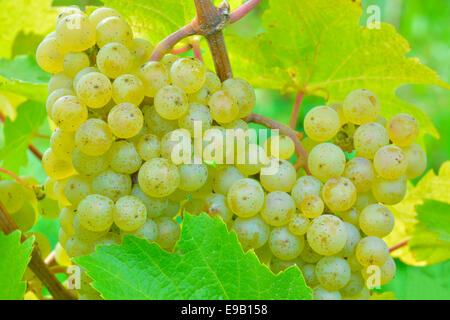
52 0 103 10
415 200 450 242
75 213 312 300
0 231 34 300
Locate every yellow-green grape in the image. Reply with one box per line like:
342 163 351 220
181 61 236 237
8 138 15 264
97 42 132 79
182 198 206 215
178 103 212 136
306 214 347 256
20 176 38 206
373 145 408 180
75 119 113 156
353 122 389 159
154 217 180 250
78 194 114 232
291 175 323 210
12 202 38 232
63 52 90 78
44 178 58 200
96 16 133 48
301 264 319 287
64 175 92 207
72 214 107 242
337 207 360 227
178 164 209 191
76 71 112 109
354 191 377 212
106 140 141 174
212 165 244 195
227 178 265 218
372 174 407 205
60 206 76 235
343 157 375 192
329 102 347 127
52 95 88 131
160 54 180 71
142 105 178 137
264 135 295 160
222 78 256 118
160 129 192 163
37 196 60 219
387 113 419 147
27 231 51 259
50 128 76 160
261 191 296 227
236 145 267 176
270 257 298 274
138 158 180 198
53 178 71 206
340 272 364 297
48 72 72 94
137 61 169 97
111 74 145 105
89 7 121 27
112 195 147 231
359 204 394 238
300 242 322 263
136 134 161 161
300 195 324 219
72 148 109 176
343 89 380 125
188 85 212 105
232 215 270 250
124 218 158 242
36 37 65 74
344 287 370 300
304 106 340 142
130 38 153 68
322 177 357 212
203 193 233 224
0 180 24 213
42 148 76 180
208 90 239 124
58 227 69 247
255 243 273 266
54 243 71 266
355 236 389 266
46 88 75 116
346 254 363 272
56 14 96 52
313 286 342 300
402 143 427 179
73 66 99 89
269 227 304 261
204 71 221 93
131 184 168 218
315 256 351 291
170 57 206 94
288 213 310 236
361 255 396 287
221 119 249 131
154 85 188 120
56 7 85 25
308 143 346 182
93 232 121 247
65 235 93 257
162 201 180 218
260 158 297 192
190 170 214 200
302 137 320 153
335 223 360 259
92 169 132 201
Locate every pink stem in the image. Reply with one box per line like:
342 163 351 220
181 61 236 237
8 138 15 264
230 0 264 23
289 92 304 129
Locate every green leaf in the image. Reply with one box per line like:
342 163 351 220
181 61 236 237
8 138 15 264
0 230 34 300
52 0 103 10
370 291 396 300
76 213 312 300
415 200 450 242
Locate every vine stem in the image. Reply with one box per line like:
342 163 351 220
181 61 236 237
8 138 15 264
229 0 263 23
192 38 203 62
150 23 197 61
289 92 304 129
389 239 410 253
0 168 33 190
171 43 193 55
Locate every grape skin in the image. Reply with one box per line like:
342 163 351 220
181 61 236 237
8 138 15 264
46 88 74 116
269 227 305 261
52 95 88 131
304 106 340 142
107 103 144 139
112 74 145 106
96 16 133 48
138 158 180 198
353 122 389 159
136 134 161 161
75 119 114 156
372 175 407 205
222 78 256 118
313 286 342 300
154 85 189 120
97 42 133 79
387 113 419 147
338 222 360 258
72 148 109 176
343 157 375 192
308 143 346 182
56 14 96 52
261 191 296 227
50 128 76 160
42 148 76 180
155 217 180 250
322 177 357 212
92 169 132 201
124 219 158 242
178 164 209 192
212 166 244 195
373 145 408 180
264 135 295 160
260 158 297 192
402 143 427 179
359 204 394 238
204 193 233 224
76 72 112 109
178 103 212 136
106 140 142 174
227 178 265 218
89 7 121 27
355 236 389 266
232 215 270 250
288 213 310 236
315 256 351 291
290 175 323 210
208 90 239 124
343 89 380 125
137 61 170 97
170 57 206 94
306 214 347 256
63 52 90 78
113 195 147 231
36 37 65 74
65 175 92 207
300 195 324 219
0 180 25 213
78 194 114 232
142 105 178 137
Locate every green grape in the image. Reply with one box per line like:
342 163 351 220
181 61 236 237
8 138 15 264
402 143 427 179
261 191 296 227
208 90 239 124
227 178 264 218
387 113 419 147
64 175 92 207
54 178 71 206
44 178 58 200
270 257 298 274
308 143 346 182
27 231 51 259
50 128 76 160
0 180 25 214
255 243 273 266
304 106 340 142
89 7 121 27
338 222 361 258
353 122 389 159
78 194 114 232
236 145 267 176
329 102 347 127
160 129 192 164
182 198 206 215
75 119 114 156
12 202 38 232
373 145 407 180
160 54 180 71
340 272 364 297
269 227 305 261
204 193 233 224
354 191 377 212
170 57 206 94
48 72 73 94
299 242 322 263
190 169 215 199
337 207 360 228
54 243 71 266
346 253 363 272
60 206 76 235
361 255 396 286
72 214 107 242
300 195 324 219
76 72 112 109
46 88 75 116
154 85 188 120
260 158 297 192
72 148 109 176
63 52 90 78
65 235 93 257
73 66 99 90
106 140 142 174
131 184 168 218
155 217 180 250
178 164 209 191
130 38 153 69
220 119 249 131
56 7 85 25
42 148 76 180
204 71 221 93
343 157 375 192
178 103 212 136
138 158 180 198
322 177 357 212
232 215 270 250
222 78 256 118
97 42 133 79
136 134 161 161
343 89 380 125
56 14 96 52
111 74 145 105
128 125 150 146
137 61 169 97
301 264 319 287
202 126 230 164
264 135 295 160
124 218 158 242
96 16 133 48
359 204 394 238
52 95 88 131
288 212 310 236
142 105 178 137
212 165 244 195
291 176 323 210
355 236 389 266
306 214 347 256
113 195 147 231
92 169 132 201
20 176 39 206
162 201 180 218
315 256 351 291
188 85 212 105
372 174 407 205
36 37 65 74
58 227 70 246
93 232 122 247
313 286 342 300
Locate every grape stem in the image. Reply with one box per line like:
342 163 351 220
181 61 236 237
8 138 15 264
229 0 263 23
0 168 33 190
150 24 197 61
171 43 193 55
389 239 410 253
244 113 311 174
0 201 76 300
192 38 203 62
289 92 304 129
